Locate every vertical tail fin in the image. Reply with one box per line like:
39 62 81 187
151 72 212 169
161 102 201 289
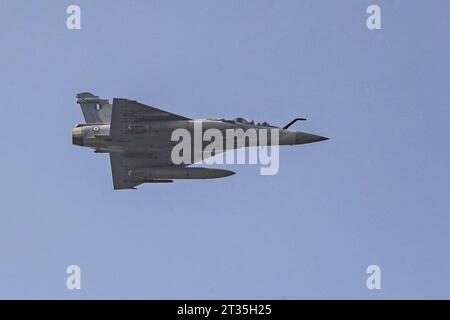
76 92 112 124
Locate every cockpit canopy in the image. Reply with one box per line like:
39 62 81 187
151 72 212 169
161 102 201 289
233 117 272 127
209 117 272 127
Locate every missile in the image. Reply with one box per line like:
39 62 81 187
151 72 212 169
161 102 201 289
128 167 235 180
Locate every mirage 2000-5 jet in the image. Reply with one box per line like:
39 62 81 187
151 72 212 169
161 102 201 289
72 93 328 189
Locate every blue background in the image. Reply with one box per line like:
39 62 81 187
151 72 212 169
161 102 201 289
0 0 448 299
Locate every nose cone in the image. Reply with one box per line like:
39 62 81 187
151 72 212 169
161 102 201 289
218 169 235 178
72 127 84 146
295 131 329 145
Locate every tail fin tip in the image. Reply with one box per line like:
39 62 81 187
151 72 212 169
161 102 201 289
76 92 112 124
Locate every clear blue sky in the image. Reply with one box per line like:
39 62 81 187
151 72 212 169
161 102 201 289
0 0 448 299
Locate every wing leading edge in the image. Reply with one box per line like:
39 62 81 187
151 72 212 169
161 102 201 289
110 98 190 136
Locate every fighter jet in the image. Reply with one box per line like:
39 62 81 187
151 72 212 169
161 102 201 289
72 92 328 189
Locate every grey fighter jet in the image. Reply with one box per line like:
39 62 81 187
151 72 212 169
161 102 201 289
72 93 328 189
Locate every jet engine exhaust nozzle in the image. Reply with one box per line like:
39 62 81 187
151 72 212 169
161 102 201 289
72 127 84 146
